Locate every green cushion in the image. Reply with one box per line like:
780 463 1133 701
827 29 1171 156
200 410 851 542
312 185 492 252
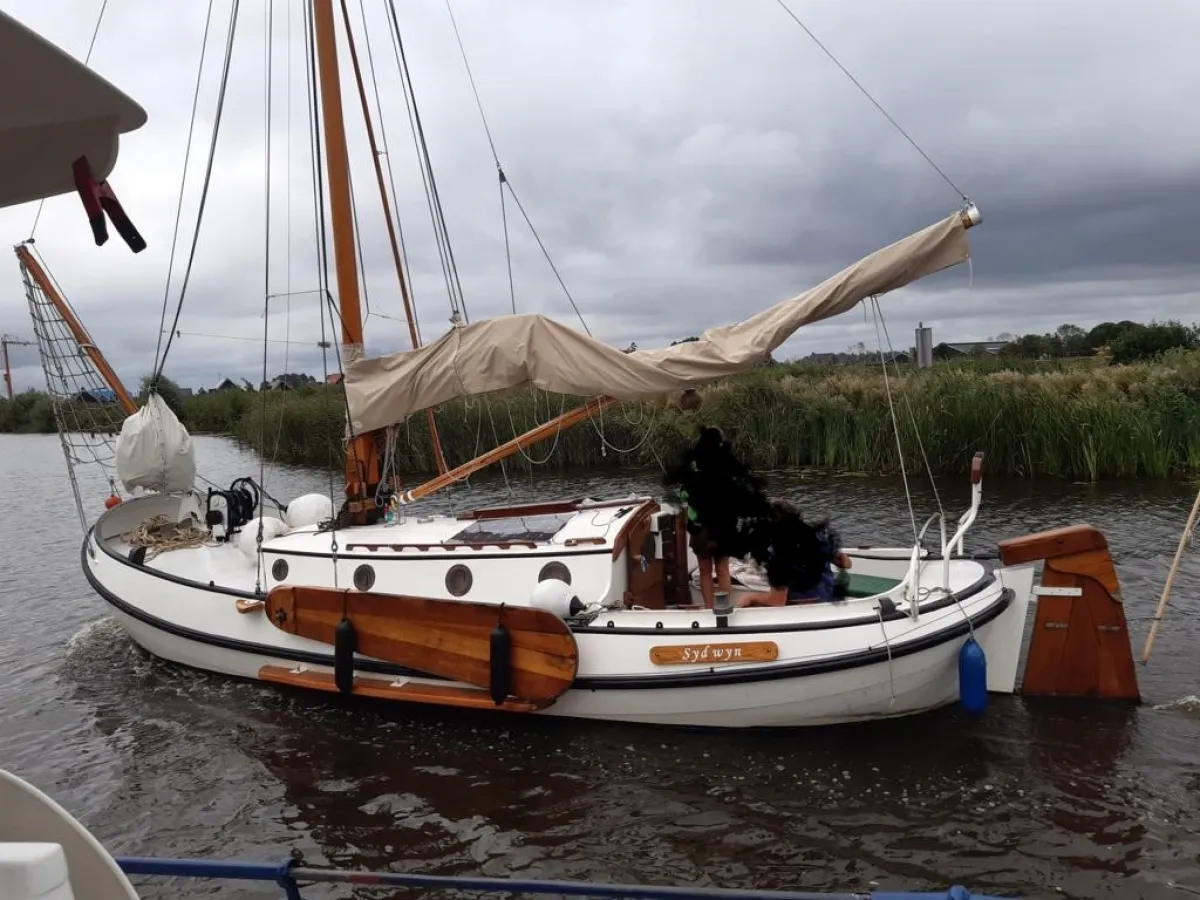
844 572 903 599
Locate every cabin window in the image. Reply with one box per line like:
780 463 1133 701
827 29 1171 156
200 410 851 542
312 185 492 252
271 559 288 582
353 564 376 591
446 564 473 596
538 561 572 585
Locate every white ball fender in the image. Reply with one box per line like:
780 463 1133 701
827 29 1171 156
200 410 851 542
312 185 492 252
284 493 335 529
529 578 585 618
238 516 290 560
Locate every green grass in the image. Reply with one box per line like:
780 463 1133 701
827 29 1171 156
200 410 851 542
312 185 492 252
6 350 1200 481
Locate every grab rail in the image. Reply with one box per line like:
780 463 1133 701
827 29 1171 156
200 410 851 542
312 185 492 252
114 855 1009 900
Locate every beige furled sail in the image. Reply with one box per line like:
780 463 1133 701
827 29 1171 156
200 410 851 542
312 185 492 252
0 9 146 210
344 206 979 434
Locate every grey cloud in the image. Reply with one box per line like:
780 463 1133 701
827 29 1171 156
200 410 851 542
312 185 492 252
2 0 1198 394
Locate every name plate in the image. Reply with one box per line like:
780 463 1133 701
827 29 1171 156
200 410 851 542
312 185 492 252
649 641 778 666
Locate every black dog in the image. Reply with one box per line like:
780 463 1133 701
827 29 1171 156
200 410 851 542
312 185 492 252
743 501 849 602
665 430 846 601
663 426 766 559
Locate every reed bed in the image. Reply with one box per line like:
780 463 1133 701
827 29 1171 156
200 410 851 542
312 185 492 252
6 351 1200 481
203 350 1200 481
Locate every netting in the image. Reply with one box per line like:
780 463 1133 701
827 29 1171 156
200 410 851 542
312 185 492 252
18 244 128 529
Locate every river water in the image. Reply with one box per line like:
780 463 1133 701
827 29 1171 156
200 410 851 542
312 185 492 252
2 432 1200 899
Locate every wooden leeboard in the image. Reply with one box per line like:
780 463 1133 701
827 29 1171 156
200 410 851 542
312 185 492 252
265 586 579 704
650 641 778 666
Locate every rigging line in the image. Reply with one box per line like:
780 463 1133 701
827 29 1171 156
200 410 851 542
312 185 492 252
870 295 919 545
160 329 320 346
303 0 342 548
771 0 967 201
356 0 424 346
443 0 499 167
506 391 568 467
152 0 218 378
381 2 452 306
366 308 423 325
355 1 427 348
27 0 110 242
340 0 455 481
442 0 588 333
154 0 243 385
82 0 109 68
302 0 328 304
27 244 132 400
385 0 470 324
302 0 354 455
266 0 295 476
874 299 944 520
385 4 462 323
501 179 515 314
444 0 514 315
285 0 293 372
256 0 275 595
504 183 592 336
301 0 341 352
348 157 374 321
483 398 515 498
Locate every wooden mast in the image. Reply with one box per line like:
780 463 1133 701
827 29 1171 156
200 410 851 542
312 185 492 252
313 0 617 505
311 0 382 525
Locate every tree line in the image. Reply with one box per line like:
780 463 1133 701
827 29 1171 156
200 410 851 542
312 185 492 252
991 319 1197 364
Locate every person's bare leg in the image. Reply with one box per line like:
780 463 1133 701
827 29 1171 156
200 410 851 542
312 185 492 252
716 557 732 595
712 555 734 614
705 556 734 619
739 586 788 607
697 555 715 608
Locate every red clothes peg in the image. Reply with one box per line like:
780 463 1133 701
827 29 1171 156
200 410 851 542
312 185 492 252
72 156 146 253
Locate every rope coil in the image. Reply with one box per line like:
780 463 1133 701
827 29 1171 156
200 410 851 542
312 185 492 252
120 514 213 561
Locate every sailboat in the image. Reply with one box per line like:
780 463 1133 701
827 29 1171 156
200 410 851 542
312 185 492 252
12 2 1143 729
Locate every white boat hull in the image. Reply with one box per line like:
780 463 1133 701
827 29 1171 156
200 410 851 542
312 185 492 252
81 492 1035 729
101 601 1003 728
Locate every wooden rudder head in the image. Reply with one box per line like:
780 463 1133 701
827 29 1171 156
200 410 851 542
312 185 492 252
1000 525 1140 703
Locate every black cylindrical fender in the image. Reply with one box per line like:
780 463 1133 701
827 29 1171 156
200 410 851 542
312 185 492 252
489 621 512 705
334 616 357 695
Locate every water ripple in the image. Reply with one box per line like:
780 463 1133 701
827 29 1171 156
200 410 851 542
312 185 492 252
3 433 1200 898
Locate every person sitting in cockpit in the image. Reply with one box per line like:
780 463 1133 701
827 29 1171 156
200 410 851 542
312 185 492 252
740 499 850 607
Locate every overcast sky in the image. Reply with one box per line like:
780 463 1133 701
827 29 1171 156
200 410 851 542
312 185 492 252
2 0 1197 392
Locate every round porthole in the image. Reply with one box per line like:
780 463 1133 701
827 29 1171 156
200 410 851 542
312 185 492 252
446 564 473 597
538 561 572 585
271 558 289 582
353 564 376 592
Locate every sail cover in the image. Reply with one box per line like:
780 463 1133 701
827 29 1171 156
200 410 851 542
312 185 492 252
0 9 146 209
344 209 974 434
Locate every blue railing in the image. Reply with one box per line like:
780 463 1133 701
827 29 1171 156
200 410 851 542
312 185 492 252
114 856 1010 899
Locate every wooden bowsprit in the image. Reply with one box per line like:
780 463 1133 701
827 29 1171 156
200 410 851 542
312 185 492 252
263 586 579 710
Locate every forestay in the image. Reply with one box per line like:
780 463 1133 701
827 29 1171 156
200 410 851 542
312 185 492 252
343 209 976 434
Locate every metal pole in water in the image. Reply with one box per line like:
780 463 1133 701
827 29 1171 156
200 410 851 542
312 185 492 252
1142 485 1200 663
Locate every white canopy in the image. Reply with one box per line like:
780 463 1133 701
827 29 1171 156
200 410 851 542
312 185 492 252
344 208 977 435
0 9 146 210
